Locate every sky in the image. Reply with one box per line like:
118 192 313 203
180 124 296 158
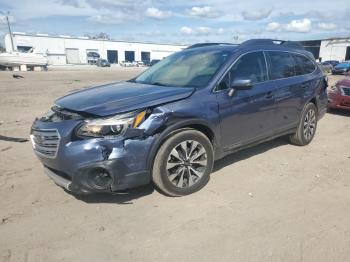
0 0 350 44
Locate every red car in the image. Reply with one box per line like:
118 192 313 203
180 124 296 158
328 77 350 110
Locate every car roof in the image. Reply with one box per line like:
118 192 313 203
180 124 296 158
185 39 314 59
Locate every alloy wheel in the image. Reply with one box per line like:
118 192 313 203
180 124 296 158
303 109 316 141
166 140 208 188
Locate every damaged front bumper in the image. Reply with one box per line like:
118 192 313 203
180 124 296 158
30 118 156 194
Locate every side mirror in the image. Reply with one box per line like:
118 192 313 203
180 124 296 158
228 79 253 97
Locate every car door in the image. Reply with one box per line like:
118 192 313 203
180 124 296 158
216 51 277 149
265 51 307 132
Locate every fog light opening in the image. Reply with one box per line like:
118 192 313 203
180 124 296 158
87 168 112 190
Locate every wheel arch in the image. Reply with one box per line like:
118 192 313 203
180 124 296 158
145 119 218 171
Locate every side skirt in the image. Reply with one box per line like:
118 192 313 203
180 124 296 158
215 128 296 161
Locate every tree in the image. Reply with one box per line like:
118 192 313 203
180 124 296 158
83 32 110 40
95 32 110 40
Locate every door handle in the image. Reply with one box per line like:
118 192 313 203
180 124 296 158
301 83 308 89
265 91 274 99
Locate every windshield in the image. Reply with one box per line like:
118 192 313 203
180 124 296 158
134 48 233 88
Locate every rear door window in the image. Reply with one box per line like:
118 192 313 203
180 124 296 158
266 51 295 80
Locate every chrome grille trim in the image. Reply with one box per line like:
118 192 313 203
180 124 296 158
30 129 60 158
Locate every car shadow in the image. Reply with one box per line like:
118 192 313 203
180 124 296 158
213 137 288 173
327 108 350 117
71 184 155 204
74 137 289 204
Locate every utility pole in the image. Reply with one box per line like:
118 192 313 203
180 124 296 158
1 11 15 51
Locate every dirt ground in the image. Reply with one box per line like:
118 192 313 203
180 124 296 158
0 67 349 262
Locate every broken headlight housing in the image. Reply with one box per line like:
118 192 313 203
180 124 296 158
76 110 146 138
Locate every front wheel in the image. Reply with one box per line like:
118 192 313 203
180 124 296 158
289 103 318 146
152 129 214 196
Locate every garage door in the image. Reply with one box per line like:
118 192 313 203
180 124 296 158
65 48 80 64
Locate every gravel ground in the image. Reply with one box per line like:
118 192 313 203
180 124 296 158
0 67 349 262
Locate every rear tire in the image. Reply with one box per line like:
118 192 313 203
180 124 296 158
289 103 318 146
152 129 214 197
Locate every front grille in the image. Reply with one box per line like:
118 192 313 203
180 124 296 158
342 87 350 96
30 129 60 158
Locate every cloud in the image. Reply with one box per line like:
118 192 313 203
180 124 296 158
0 15 15 27
87 12 139 24
266 22 281 32
180 26 224 36
197 27 212 35
145 7 172 20
187 6 219 18
285 18 312 33
318 22 337 31
242 8 272 20
180 26 193 35
266 18 312 33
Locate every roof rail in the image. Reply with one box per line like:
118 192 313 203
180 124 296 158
241 39 305 50
186 43 237 49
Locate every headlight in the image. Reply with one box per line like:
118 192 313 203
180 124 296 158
76 110 146 138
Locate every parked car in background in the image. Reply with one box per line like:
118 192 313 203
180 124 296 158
142 60 151 66
120 61 133 67
328 76 350 110
318 62 333 73
150 59 160 66
30 39 327 196
96 59 111 67
323 60 339 67
136 61 144 67
87 52 100 64
332 61 350 75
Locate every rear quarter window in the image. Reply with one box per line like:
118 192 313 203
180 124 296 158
293 54 316 75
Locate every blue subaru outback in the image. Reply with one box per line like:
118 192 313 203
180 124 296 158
30 39 328 196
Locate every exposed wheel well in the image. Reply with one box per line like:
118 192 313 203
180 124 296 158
309 97 318 112
310 97 317 106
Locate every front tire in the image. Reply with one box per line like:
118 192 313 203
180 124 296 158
152 129 214 196
289 103 318 146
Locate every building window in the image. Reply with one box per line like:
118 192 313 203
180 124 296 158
107 50 118 63
125 51 135 62
141 51 151 62
17 46 33 52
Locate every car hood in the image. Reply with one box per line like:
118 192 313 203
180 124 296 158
337 78 350 87
55 81 195 116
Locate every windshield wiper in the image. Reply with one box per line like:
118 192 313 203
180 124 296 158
150 82 171 87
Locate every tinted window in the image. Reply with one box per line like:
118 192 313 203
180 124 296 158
267 51 295 80
293 54 316 75
218 51 267 90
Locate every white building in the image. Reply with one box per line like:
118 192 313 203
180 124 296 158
4 33 187 65
299 37 350 61
319 38 350 62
